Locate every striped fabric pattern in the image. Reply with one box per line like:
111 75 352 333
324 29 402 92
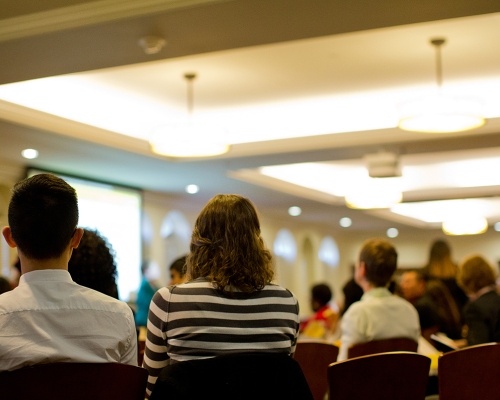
143 278 300 396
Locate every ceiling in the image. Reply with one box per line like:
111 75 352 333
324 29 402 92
1 0 500 233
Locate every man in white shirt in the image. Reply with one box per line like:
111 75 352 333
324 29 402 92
0 173 137 372
338 238 420 361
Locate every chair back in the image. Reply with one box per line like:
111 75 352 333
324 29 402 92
294 341 339 400
439 342 500 400
347 337 418 359
0 362 148 400
328 352 430 400
149 352 314 400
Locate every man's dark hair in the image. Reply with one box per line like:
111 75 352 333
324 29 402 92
359 238 398 287
8 173 78 260
311 283 332 307
170 255 187 278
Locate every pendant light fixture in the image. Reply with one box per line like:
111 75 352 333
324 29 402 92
149 73 230 158
398 38 485 133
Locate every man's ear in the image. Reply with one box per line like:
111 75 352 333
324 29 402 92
2 226 17 248
70 228 84 249
358 261 367 279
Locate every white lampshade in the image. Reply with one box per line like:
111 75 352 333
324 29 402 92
149 124 230 158
398 95 485 133
442 216 488 236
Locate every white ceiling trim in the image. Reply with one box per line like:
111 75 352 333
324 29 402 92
0 0 230 42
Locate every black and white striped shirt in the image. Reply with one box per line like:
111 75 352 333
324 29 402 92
143 277 300 396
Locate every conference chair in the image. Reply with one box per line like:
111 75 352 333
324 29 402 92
328 352 430 400
347 337 418 359
149 352 314 400
439 342 500 400
0 362 148 400
294 340 339 400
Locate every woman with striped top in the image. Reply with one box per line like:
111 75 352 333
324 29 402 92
142 194 300 397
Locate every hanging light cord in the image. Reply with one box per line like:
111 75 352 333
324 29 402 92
431 38 445 89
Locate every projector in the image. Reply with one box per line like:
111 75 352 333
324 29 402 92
364 152 402 178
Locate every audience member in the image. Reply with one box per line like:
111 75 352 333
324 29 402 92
0 277 11 294
425 279 462 339
424 239 467 316
68 228 119 299
0 173 137 371
135 260 161 326
457 255 500 345
339 238 419 360
143 194 300 397
169 255 188 285
341 265 363 315
400 270 440 333
300 283 339 339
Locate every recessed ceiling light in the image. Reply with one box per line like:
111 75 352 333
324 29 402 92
494 222 500 232
21 148 38 159
387 228 399 238
339 217 352 228
185 184 199 194
288 206 302 216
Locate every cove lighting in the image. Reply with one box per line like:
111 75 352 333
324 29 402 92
185 184 199 194
442 217 488 236
288 206 302 217
21 148 38 159
346 190 402 209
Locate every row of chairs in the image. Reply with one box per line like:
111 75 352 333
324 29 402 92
1 341 499 399
295 339 500 400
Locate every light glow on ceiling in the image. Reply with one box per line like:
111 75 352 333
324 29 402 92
442 217 488 235
391 198 500 223
259 154 500 199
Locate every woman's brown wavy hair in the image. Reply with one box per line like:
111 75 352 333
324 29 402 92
187 194 274 293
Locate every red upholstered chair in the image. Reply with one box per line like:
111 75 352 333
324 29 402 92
328 352 430 400
347 337 418 359
0 363 148 400
294 340 339 400
438 342 500 400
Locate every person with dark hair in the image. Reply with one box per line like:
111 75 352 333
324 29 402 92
339 238 419 360
341 265 363 316
0 277 11 295
300 283 339 339
68 229 119 299
143 194 300 397
169 255 187 285
0 173 137 371
458 255 500 345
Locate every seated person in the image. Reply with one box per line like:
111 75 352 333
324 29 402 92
458 255 500 346
400 270 440 332
143 195 300 397
0 174 137 371
300 283 339 339
339 238 420 360
135 260 161 326
169 255 188 285
68 228 119 299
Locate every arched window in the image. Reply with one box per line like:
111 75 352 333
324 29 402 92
160 210 191 241
273 229 297 263
318 236 340 268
